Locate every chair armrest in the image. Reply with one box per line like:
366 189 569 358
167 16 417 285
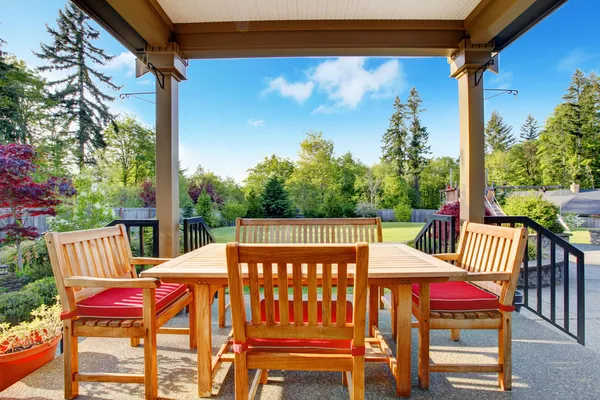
464 272 512 281
433 253 460 261
131 257 172 265
64 276 161 289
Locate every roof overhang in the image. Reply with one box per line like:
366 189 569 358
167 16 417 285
72 0 568 59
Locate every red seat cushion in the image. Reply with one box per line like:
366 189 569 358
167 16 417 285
76 283 188 318
412 282 500 311
259 300 353 324
246 337 352 352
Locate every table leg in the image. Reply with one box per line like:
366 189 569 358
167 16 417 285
396 283 412 398
369 284 380 334
195 283 212 397
417 283 430 390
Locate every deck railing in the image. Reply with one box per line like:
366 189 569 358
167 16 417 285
106 219 159 257
413 214 456 255
182 217 216 253
484 216 585 345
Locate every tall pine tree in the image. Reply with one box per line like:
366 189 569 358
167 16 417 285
261 176 294 218
381 96 408 177
0 38 19 142
36 3 120 168
405 87 430 193
520 114 540 141
485 110 515 153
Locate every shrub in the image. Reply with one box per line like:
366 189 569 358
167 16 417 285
355 203 377 218
437 201 491 238
503 195 563 233
221 202 248 225
562 213 584 230
21 240 53 281
394 202 413 222
0 290 41 325
195 190 215 227
24 277 58 305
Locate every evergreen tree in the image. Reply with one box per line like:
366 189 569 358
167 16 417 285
381 96 408 177
0 38 19 142
485 110 515 153
520 114 540 141
260 176 294 218
36 3 120 168
245 189 264 218
405 87 431 194
195 190 214 227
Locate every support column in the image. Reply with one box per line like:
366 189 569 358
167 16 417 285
449 41 493 224
148 43 187 257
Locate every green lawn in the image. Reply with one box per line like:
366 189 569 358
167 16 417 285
570 228 591 244
211 221 424 243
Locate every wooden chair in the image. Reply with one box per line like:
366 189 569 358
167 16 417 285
45 225 195 400
412 222 527 390
215 217 384 328
224 242 389 399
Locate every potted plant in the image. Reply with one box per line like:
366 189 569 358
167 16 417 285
0 300 62 391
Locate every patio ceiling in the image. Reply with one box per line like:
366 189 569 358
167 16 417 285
74 0 567 58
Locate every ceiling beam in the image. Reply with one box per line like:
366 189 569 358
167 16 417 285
466 0 537 44
174 21 466 59
105 0 173 47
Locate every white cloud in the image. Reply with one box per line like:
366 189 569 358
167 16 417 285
264 57 405 113
311 57 402 109
263 76 315 103
311 104 335 115
137 78 154 86
558 48 596 71
100 51 136 77
248 118 265 127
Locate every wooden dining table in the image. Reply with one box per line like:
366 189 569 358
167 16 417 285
141 242 467 398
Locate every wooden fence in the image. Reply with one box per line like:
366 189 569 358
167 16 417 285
376 209 436 223
0 208 157 239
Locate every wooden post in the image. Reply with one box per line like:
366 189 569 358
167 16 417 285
449 41 492 224
149 43 187 258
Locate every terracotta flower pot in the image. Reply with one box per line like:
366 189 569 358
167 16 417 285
0 334 61 391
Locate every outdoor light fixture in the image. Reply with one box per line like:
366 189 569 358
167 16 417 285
0 264 8 276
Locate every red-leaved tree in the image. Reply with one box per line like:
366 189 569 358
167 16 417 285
0 144 75 271
188 181 222 205
437 201 492 239
139 180 156 208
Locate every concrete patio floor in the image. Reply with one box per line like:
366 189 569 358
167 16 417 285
3 297 600 400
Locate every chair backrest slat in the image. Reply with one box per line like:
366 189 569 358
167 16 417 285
226 243 368 343
45 225 135 312
456 222 527 304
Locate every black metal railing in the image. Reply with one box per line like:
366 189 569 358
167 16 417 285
106 219 159 257
414 214 456 255
485 216 585 345
183 217 215 253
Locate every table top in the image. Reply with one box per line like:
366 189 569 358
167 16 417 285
141 243 467 283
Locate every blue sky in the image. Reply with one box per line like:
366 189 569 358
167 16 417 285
1 0 599 182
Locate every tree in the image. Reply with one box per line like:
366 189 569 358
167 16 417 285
356 167 381 206
381 96 408 177
288 132 338 216
0 38 19 142
405 87 431 194
139 180 156 208
261 177 294 218
419 157 459 209
102 116 155 187
245 190 264 218
520 114 540 141
245 155 295 194
485 110 515 153
0 144 75 270
195 190 214 226
36 3 120 168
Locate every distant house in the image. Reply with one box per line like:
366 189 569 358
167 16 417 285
511 189 600 216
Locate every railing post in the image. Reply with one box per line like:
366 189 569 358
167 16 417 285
577 255 586 345
183 218 190 253
449 217 456 253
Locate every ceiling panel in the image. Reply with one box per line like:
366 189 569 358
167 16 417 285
157 0 482 24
